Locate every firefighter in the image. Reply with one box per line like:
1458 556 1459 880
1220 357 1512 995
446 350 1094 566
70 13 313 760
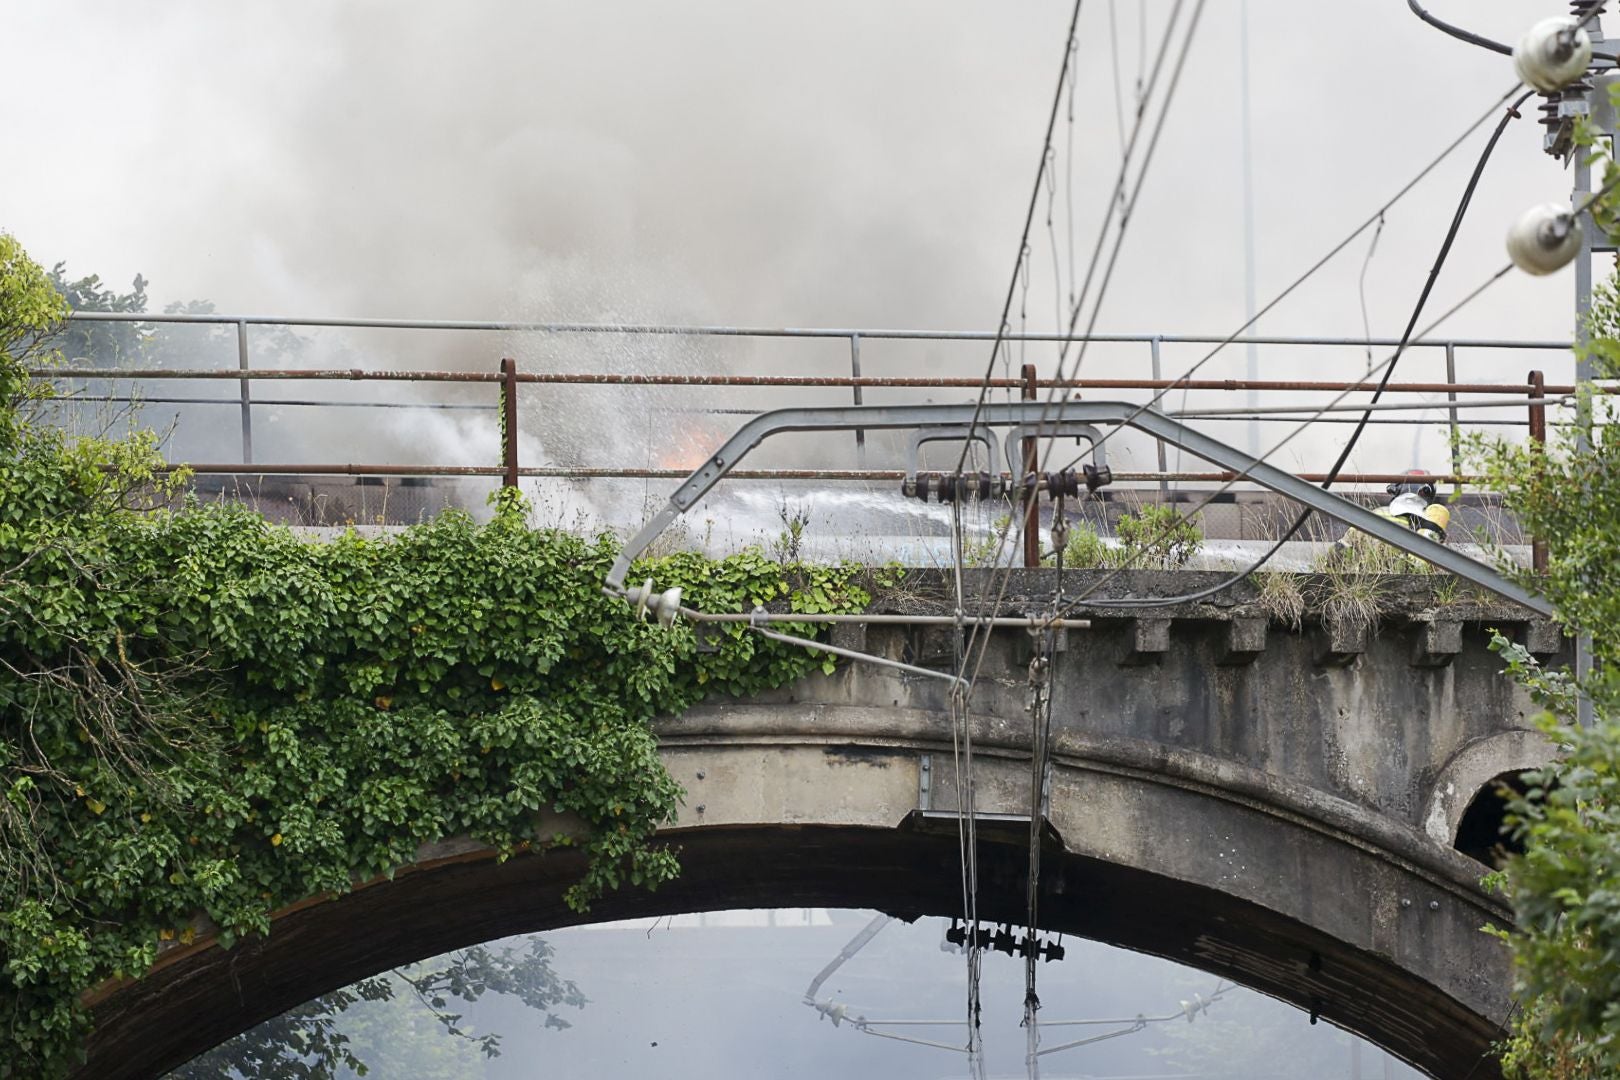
1328 470 1449 561
1376 471 1449 542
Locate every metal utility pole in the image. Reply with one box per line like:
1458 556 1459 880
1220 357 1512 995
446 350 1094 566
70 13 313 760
1577 9 1616 728
1551 5 1615 728
1575 129 1596 726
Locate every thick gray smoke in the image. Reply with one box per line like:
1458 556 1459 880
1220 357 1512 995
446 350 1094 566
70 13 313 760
1 0 1591 541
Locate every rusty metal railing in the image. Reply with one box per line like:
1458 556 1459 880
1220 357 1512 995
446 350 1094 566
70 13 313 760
32 311 1596 496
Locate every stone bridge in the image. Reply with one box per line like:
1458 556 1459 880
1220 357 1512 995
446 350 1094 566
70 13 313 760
82 569 1563 1080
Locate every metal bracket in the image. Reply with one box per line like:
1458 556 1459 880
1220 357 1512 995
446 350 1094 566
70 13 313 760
906 425 998 474
917 753 932 811
1000 421 1106 476
603 401 1553 617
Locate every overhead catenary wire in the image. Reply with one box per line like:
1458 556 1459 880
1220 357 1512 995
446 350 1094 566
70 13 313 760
946 6 1088 1069
955 0 1089 478
1405 0 1512 56
1050 0 1207 384
1046 84 1530 484
954 0 1203 692
951 27 1516 677
955 0 1188 479
1106 0 1127 154
955 16 1206 1055
1037 264 1517 617
955 0 1227 725
1001 86 1546 621
950 5 1156 1057
1407 0 1620 62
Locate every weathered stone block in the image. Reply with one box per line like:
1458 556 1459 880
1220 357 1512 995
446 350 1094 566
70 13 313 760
1410 619 1462 669
1314 617 1368 668
910 625 959 667
1119 618 1171 667
1218 617 1268 666
1523 619 1563 660
829 622 868 654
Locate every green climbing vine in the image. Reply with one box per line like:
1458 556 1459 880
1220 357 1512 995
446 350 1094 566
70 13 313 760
1 486 888 1076
0 232 892 1077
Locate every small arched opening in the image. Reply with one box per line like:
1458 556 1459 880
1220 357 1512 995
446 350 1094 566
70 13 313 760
1454 769 1536 868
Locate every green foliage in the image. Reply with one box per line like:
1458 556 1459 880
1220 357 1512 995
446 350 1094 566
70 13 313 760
173 935 584 1078
1254 572 1305 630
1485 629 1620 1079
47 264 150 369
1471 254 1620 1076
961 514 1014 568
1042 519 1109 569
0 236 878 1078
0 232 69 449
0 491 871 1075
1111 505 1201 570
1039 508 1200 571
1493 712 1620 1080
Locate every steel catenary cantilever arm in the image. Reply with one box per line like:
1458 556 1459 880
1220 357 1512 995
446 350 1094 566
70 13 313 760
604 401 1553 617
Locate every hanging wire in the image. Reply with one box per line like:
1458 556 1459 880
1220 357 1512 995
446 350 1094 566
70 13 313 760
958 94 1549 684
956 0 1201 697
1026 90 1552 618
1021 601 1058 1080
955 78 1534 689
1034 156 1620 619
954 0 1088 475
1065 36 1080 322
1046 147 1065 353
947 495 985 1066
1358 212 1389 374
946 6 1089 1064
1107 0 1128 153
1053 0 1197 381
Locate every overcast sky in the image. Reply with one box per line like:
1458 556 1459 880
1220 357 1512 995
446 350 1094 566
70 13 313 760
0 1 1595 506
0 2 1583 327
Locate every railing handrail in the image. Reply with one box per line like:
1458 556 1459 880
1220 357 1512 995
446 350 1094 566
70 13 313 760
25 367 1601 397
59 309 1574 351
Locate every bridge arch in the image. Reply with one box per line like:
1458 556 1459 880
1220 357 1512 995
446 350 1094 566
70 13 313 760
83 702 1512 1080
1423 728 1556 858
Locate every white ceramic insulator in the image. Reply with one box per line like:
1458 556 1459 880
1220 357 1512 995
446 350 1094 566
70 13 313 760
650 586 683 628
1506 202 1581 275
1513 16 1593 92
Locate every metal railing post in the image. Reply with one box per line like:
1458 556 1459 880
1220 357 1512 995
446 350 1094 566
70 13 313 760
1022 363 1040 568
1150 336 1168 495
237 320 253 464
1528 369 1548 574
500 357 519 489
1444 342 1461 494
849 333 865 462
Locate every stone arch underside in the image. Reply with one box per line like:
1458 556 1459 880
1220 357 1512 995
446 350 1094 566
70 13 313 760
1423 728 1556 850
81 705 1514 1080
